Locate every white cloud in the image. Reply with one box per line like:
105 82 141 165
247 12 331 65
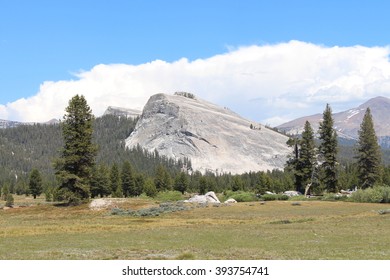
1 40 390 126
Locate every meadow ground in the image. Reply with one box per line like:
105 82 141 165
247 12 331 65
0 196 389 260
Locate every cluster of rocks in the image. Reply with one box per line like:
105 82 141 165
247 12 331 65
183 191 237 204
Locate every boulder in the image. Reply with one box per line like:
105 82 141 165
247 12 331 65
283 190 302 197
185 191 220 204
224 198 237 204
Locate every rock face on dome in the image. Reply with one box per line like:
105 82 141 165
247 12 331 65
125 93 291 174
103 106 142 119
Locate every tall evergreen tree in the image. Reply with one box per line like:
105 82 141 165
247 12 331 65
286 136 302 192
174 172 189 194
154 164 171 191
298 121 317 194
90 164 110 198
143 177 157 197
286 121 316 195
134 174 145 196
318 104 338 192
356 107 382 188
121 161 135 197
29 168 43 199
55 95 97 204
110 163 122 197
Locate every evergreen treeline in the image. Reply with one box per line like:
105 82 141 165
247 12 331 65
2 100 390 201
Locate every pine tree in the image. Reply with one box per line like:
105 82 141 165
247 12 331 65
134 174 145 196
318 104 338 193
121 161 135 197
154 164 171 192
55 95 97 204
230 175 243 191
254 172 272 194
2 184 9 200
298 121 317 194
286 122 316 195
90 164 110 198
174 172 189 194
199 176 207 195
143 178 157 197
286 136 302 192
29 168 43 199
5 193 14 207
356 108 382 188
110 163 122 197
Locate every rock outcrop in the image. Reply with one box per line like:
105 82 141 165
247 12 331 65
184 191 221 204
125 93 291 174
103 106 142 119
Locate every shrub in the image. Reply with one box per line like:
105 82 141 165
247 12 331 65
155 190 183 202
5 194 14 207
174 92 196 99
350 185 390 203
261 194 276 201
223 191 258 202
111 202 189 217
278 194 290 201
322 193 348 201
261 193 289 201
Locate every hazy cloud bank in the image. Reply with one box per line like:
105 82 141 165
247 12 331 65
1 40 390 125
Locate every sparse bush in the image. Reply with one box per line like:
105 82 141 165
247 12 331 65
174 92 196 99
270 219 292 224
111 202 189 217
5 194 14 207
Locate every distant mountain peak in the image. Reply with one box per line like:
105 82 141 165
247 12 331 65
277 96 390 147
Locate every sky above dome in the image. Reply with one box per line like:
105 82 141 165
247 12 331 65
1 0 390 125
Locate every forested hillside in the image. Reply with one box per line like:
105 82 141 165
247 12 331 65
0 115 186 188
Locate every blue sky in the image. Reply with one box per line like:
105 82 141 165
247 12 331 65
1 0 390 124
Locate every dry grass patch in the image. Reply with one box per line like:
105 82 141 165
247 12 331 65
1 198 389 259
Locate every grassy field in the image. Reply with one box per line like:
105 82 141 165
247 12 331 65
0 196 389 259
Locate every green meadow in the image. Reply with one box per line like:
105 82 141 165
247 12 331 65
1 196 389 260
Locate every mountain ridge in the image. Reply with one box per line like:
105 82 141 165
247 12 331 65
277 96 390 147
